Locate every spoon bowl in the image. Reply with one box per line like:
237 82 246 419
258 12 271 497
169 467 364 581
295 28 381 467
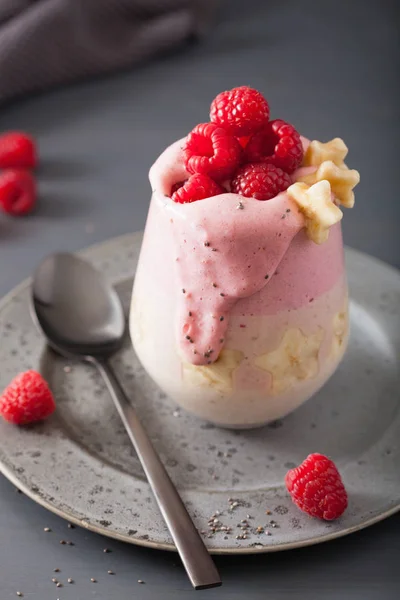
32 253 124 357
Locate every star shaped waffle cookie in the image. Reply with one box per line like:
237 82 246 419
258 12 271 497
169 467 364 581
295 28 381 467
287 180 343 244
298 160 360 209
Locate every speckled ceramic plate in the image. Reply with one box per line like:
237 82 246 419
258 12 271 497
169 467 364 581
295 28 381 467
0 233 399 554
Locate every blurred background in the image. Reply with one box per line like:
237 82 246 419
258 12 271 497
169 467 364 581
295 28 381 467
0 0 399 292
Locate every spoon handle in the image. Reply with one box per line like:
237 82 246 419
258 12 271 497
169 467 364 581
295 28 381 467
95 358 222 590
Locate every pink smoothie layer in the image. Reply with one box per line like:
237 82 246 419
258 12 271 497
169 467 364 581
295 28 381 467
148 139 344 366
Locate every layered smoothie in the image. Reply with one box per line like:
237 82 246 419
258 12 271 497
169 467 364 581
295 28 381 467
130 87 359 427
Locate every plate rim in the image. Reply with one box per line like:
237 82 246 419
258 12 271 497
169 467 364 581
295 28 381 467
1 460 399 555
0 233 399 555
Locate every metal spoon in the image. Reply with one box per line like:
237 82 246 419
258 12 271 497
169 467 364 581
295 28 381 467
31 252 221 590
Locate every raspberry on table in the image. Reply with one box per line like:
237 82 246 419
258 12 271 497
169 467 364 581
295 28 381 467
0 370 56 425
231 162 291 200
183 122 242 181
285 453 348 520
210 86 270 137
171 173 224 204
0 169 37 216
0 131 37 169
246 119 304 173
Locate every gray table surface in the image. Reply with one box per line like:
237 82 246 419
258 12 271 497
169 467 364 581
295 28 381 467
0 0 399 598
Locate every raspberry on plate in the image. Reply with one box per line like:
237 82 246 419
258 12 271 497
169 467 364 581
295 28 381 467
231 162 291 200
0 169 37 216
0 370 56 425
183 122 242 181
210 86 270 137
246 119 304 173
0 131 37 169
285 453 348 520
171 173 224 204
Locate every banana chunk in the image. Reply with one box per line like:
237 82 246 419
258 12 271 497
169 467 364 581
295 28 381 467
303 138 348 167
182 349 244 393
287 180 343 244
255 327 324 394
331 305 349 358
298 160 360 209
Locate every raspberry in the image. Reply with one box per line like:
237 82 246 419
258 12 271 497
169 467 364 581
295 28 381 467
0 169 37 216
246 119 304 173
238 136 251 149
0 131 37 169
231 162 291 200
210 86 270 137
285 453 348 520
0 370 56 425
171 174 224 204
183 122 242 181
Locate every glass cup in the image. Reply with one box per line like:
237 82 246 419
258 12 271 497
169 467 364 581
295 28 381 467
130 153 349 429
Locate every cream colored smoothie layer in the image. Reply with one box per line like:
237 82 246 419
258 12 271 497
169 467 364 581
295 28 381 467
131 275 348 427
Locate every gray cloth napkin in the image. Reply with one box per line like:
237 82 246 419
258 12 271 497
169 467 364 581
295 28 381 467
0 0 218 105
